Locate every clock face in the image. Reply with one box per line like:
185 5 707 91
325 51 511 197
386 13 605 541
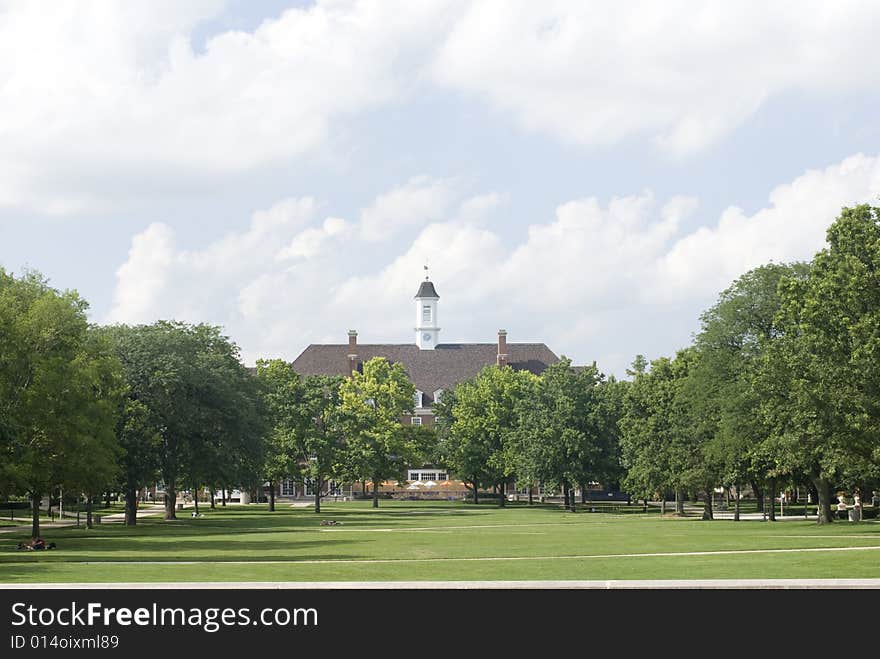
422 333 431 341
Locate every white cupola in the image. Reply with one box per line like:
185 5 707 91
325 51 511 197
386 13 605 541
414 268 440 350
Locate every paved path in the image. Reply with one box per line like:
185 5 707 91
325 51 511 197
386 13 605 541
0 505 166 534
0 520 76 535
1 579 878 589
100 505 165 522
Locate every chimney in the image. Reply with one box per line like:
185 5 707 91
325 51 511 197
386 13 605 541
347 330 358 375
496 329 508 367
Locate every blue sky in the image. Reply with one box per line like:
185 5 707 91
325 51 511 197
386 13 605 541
2 1 880 376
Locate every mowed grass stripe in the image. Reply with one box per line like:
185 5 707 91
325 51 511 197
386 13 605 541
5 543 880 566
2 502 879 582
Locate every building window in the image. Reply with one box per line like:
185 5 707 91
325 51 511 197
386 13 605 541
438 473 447 481
433 388 444 405
414 390 423 408
411 416 422 426
408 471 420 481
420 472 437 481
281 479 297 496
423 305 431 322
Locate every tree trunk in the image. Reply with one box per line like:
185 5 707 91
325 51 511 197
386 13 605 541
193 485 200 515
221 486 227 507
702 489 713 520
105 491 111 508
164 481 177 520
472 480 479 505
581 483 587 504
372 477 379 508
660 498 666 515
734 482 741 522
570 486 577 513
361 480 366 496
528 486 533 505
751 479 764 512
767 479 776 521
210 489 215 509
314 477 322 514
675 490 685 515
498 481 506 508
268 481 275 512
811 474 833 524
124 488 138 526
30 491 41 540
86 496 93 529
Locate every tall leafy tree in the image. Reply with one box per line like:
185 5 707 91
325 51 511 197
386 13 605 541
620 349 719 518
757 204 880 523
515 359 605 511
0 269 124 538
439 365 533 506
339 357 423 508
619 356 679 509
103 321 264 520
257 360 346 513
690 262 809 519
114 399 162 525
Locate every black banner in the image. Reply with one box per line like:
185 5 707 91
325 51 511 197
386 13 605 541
1 587 875 653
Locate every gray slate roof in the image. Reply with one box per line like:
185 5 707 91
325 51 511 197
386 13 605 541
291 343 558 405
415 280 439 298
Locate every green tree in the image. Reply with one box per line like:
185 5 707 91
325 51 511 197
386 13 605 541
0 269 124 538
438 365 534 506
690 262 810 520
515 359 606 512
114 399 162 525
620 349 719 518
257 360 346 513
757 204 880 523
339 357 423 508
102 321 264 520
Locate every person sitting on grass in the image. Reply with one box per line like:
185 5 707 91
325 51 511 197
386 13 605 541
17 538 53 551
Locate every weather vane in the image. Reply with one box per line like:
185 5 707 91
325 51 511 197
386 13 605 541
424 263 429 280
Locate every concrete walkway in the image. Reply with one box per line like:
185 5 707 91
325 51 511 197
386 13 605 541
0 505 166 534
0 519 76 535
1 579 879 589
100 504 166 522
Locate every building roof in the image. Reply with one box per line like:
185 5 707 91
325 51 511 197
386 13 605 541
414 280 439 299
291 342 558 404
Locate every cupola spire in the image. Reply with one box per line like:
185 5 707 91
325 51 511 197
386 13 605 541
414 268 440 349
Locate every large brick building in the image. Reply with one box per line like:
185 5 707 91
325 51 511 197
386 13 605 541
286 273 560 497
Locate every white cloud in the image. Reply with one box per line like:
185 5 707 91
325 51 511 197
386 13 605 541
0 0 454 212
107 158 880 372
277 217 350 260
430 0 880 156
106 196 322 326
650 153 880 301
359 176 456 241
107 222 175 323
5 1 880 214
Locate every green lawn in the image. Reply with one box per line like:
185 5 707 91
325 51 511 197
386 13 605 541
1 501 879 583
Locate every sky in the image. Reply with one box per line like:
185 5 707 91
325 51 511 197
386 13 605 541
2 0 880 377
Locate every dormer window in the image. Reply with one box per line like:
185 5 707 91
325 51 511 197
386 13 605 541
414 390 423 409
433 388 444 405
